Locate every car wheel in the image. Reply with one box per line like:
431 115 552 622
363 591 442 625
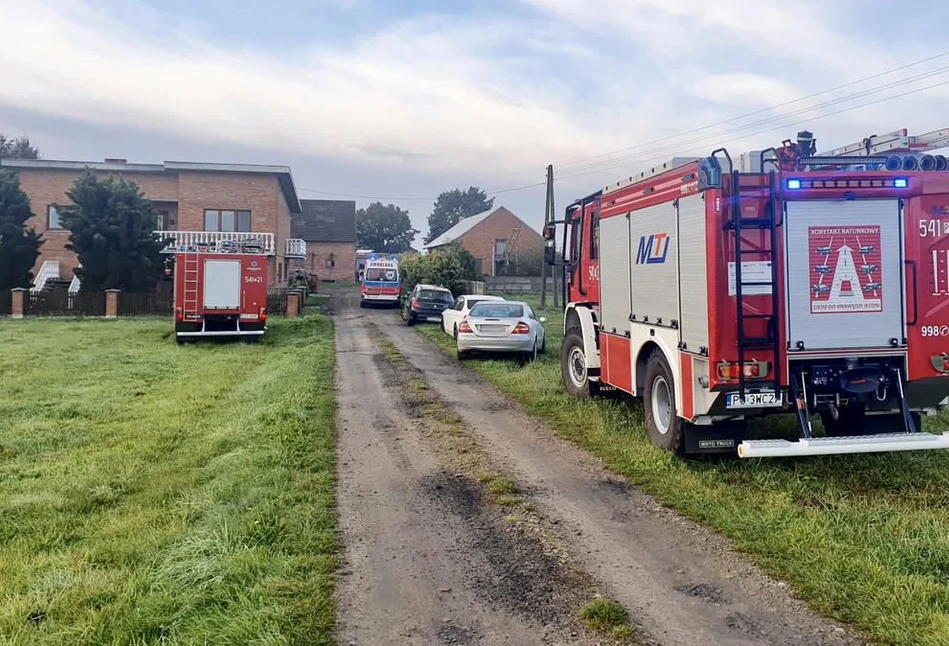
457 348 470 361
540 334 547 354
643 350 685 454
453 325 459 341
406 314 416 326
561 329 599 398
526 339 539 362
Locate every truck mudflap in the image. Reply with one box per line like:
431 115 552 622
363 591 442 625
737 432 949 458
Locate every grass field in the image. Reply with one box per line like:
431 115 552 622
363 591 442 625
415 298 949 646
0 316 337 645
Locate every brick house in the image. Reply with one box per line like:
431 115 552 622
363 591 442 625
291 199 357 282
0 158 306 289
423 206 543 276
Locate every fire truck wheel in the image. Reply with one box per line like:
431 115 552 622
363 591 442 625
360 300 367 309
644 351 684 454
561 330 598 398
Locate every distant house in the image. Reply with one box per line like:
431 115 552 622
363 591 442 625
292 199 357 282
0 157 306 289
424 206 543 276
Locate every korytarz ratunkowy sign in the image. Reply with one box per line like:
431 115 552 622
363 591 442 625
808 225 883 314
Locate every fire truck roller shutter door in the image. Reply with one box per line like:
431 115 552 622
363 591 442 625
598 212 632 335
629 202 679 327
677 194 709 354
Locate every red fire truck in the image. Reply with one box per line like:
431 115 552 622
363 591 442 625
545 128 949 458
172 244 269 343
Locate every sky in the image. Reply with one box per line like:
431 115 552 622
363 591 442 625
3 0 949 246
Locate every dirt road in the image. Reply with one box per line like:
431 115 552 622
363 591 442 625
335 292 861 646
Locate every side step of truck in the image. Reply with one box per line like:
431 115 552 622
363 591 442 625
737 432 949 458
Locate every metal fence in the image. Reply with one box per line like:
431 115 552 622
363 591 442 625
119 285 174 316
25 291 106 316
267 290 289 315
0 290 10 316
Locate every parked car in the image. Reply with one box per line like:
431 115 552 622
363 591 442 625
401 284 454 326
456 300 546 361
441 294 506 339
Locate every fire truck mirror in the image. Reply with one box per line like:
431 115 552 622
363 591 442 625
542 224 555 240
544 245 556 265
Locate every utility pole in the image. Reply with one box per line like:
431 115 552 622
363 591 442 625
541 164 554 308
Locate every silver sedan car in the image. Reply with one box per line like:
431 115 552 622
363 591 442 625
456 300 546 361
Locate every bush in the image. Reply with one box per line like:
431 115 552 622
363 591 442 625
400 247 480 297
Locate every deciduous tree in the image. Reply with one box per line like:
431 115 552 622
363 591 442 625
356 202 418 253
426 187 494 243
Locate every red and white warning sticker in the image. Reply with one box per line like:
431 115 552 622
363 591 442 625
808 225 883 314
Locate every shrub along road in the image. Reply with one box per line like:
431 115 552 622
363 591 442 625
0 316 337 645
336 291 857 646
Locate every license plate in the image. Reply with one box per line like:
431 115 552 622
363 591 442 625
726 391 780 409
427 317 441 322
478 325 506 336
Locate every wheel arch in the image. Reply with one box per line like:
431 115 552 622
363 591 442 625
563 303 599 370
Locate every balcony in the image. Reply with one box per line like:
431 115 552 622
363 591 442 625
155 230 275 255
285 238 307 259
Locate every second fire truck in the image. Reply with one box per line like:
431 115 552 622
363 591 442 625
546 128 949 458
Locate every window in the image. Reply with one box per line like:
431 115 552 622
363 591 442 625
469 302 524 318
590 205 600 260
203 209 251 232
156 210 170 230
48 205 63 229
325 253 335 269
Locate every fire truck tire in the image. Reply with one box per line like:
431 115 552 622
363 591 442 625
360 300 367 309
561 330 599 398
643 351 685 454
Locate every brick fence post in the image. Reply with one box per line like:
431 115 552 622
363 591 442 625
105 289 121 318
11 288 25 319
286 290 301 318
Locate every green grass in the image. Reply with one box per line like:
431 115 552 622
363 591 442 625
579 598 635 641
0 316 337 645
416 296 949 646
305 294 330 308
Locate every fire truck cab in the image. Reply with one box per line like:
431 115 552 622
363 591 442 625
547 128 949 458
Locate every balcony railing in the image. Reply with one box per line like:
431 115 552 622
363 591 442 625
285 238 307 259
155 231 275 255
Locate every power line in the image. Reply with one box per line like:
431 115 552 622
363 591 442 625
556 49 949 171
556 77 949 183
559 64 949 177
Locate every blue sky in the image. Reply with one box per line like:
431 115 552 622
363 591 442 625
3 0 949 243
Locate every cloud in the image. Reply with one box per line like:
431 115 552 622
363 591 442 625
0 1 615 180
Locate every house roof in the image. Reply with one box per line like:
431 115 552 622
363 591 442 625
424 207 498 249
0 158 302 213
293 199 357 243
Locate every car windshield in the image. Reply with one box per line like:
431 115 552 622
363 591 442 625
365 267 398 282
418 289 452 303
469 303 524 318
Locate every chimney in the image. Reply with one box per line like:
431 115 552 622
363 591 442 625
104 158 127 164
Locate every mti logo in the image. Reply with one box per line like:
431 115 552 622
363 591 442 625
635 233 671 265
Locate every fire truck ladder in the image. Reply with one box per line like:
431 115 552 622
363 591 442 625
727 165 781 401
182 253 200 321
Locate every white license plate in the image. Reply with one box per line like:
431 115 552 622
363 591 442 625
426 317 441 322
726 391 780 409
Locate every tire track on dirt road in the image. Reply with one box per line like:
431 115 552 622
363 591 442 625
366 297 864 646
334 299 629 645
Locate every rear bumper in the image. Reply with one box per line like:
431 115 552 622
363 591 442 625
362 294 399 302
457 335 534 353
409 308 447 319
176 329 265 337
737 432 949 458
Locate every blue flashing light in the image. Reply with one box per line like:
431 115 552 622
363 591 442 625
786 179 802 190
894 178 909 188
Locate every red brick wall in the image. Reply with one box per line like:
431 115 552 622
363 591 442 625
305 242 356 282
13 167 289 284
454 207 544 276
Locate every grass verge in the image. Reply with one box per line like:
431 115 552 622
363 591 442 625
580 598 636 641
0 316 337 645
414 298 949 646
